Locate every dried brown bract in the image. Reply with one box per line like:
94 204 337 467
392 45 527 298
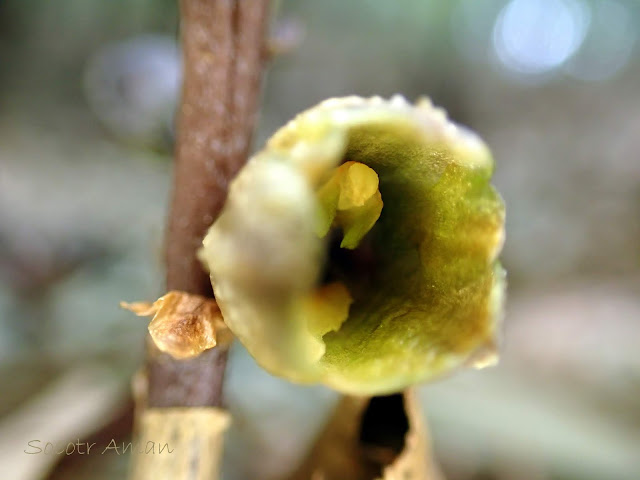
121 291 230 359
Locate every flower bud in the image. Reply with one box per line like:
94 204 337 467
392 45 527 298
200 96 505 394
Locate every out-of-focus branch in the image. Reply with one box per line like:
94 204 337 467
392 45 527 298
147 0 270 409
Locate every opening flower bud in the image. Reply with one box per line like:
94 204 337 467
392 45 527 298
200 96 506 394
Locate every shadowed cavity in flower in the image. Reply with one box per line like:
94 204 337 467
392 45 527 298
200 96 506 395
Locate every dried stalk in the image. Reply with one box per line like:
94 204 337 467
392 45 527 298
288 391 443 480
129 408 231 480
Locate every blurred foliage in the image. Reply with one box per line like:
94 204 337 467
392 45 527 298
0 1 639 480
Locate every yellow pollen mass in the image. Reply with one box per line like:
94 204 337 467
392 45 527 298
316 161 383 249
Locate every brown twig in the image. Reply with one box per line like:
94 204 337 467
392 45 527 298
147 0 271 408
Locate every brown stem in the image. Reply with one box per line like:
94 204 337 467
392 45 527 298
147 0 271 408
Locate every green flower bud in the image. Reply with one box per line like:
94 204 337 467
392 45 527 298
200 96 505 394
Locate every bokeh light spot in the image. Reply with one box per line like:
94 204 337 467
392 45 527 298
564 0 637 82
492 0 590 77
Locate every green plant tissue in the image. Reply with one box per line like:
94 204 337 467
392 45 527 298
200 96 506 394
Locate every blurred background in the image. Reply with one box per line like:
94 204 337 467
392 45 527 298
1 0 639 479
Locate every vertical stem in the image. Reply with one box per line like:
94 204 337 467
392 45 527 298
148 0 270 408
132 2 270 479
